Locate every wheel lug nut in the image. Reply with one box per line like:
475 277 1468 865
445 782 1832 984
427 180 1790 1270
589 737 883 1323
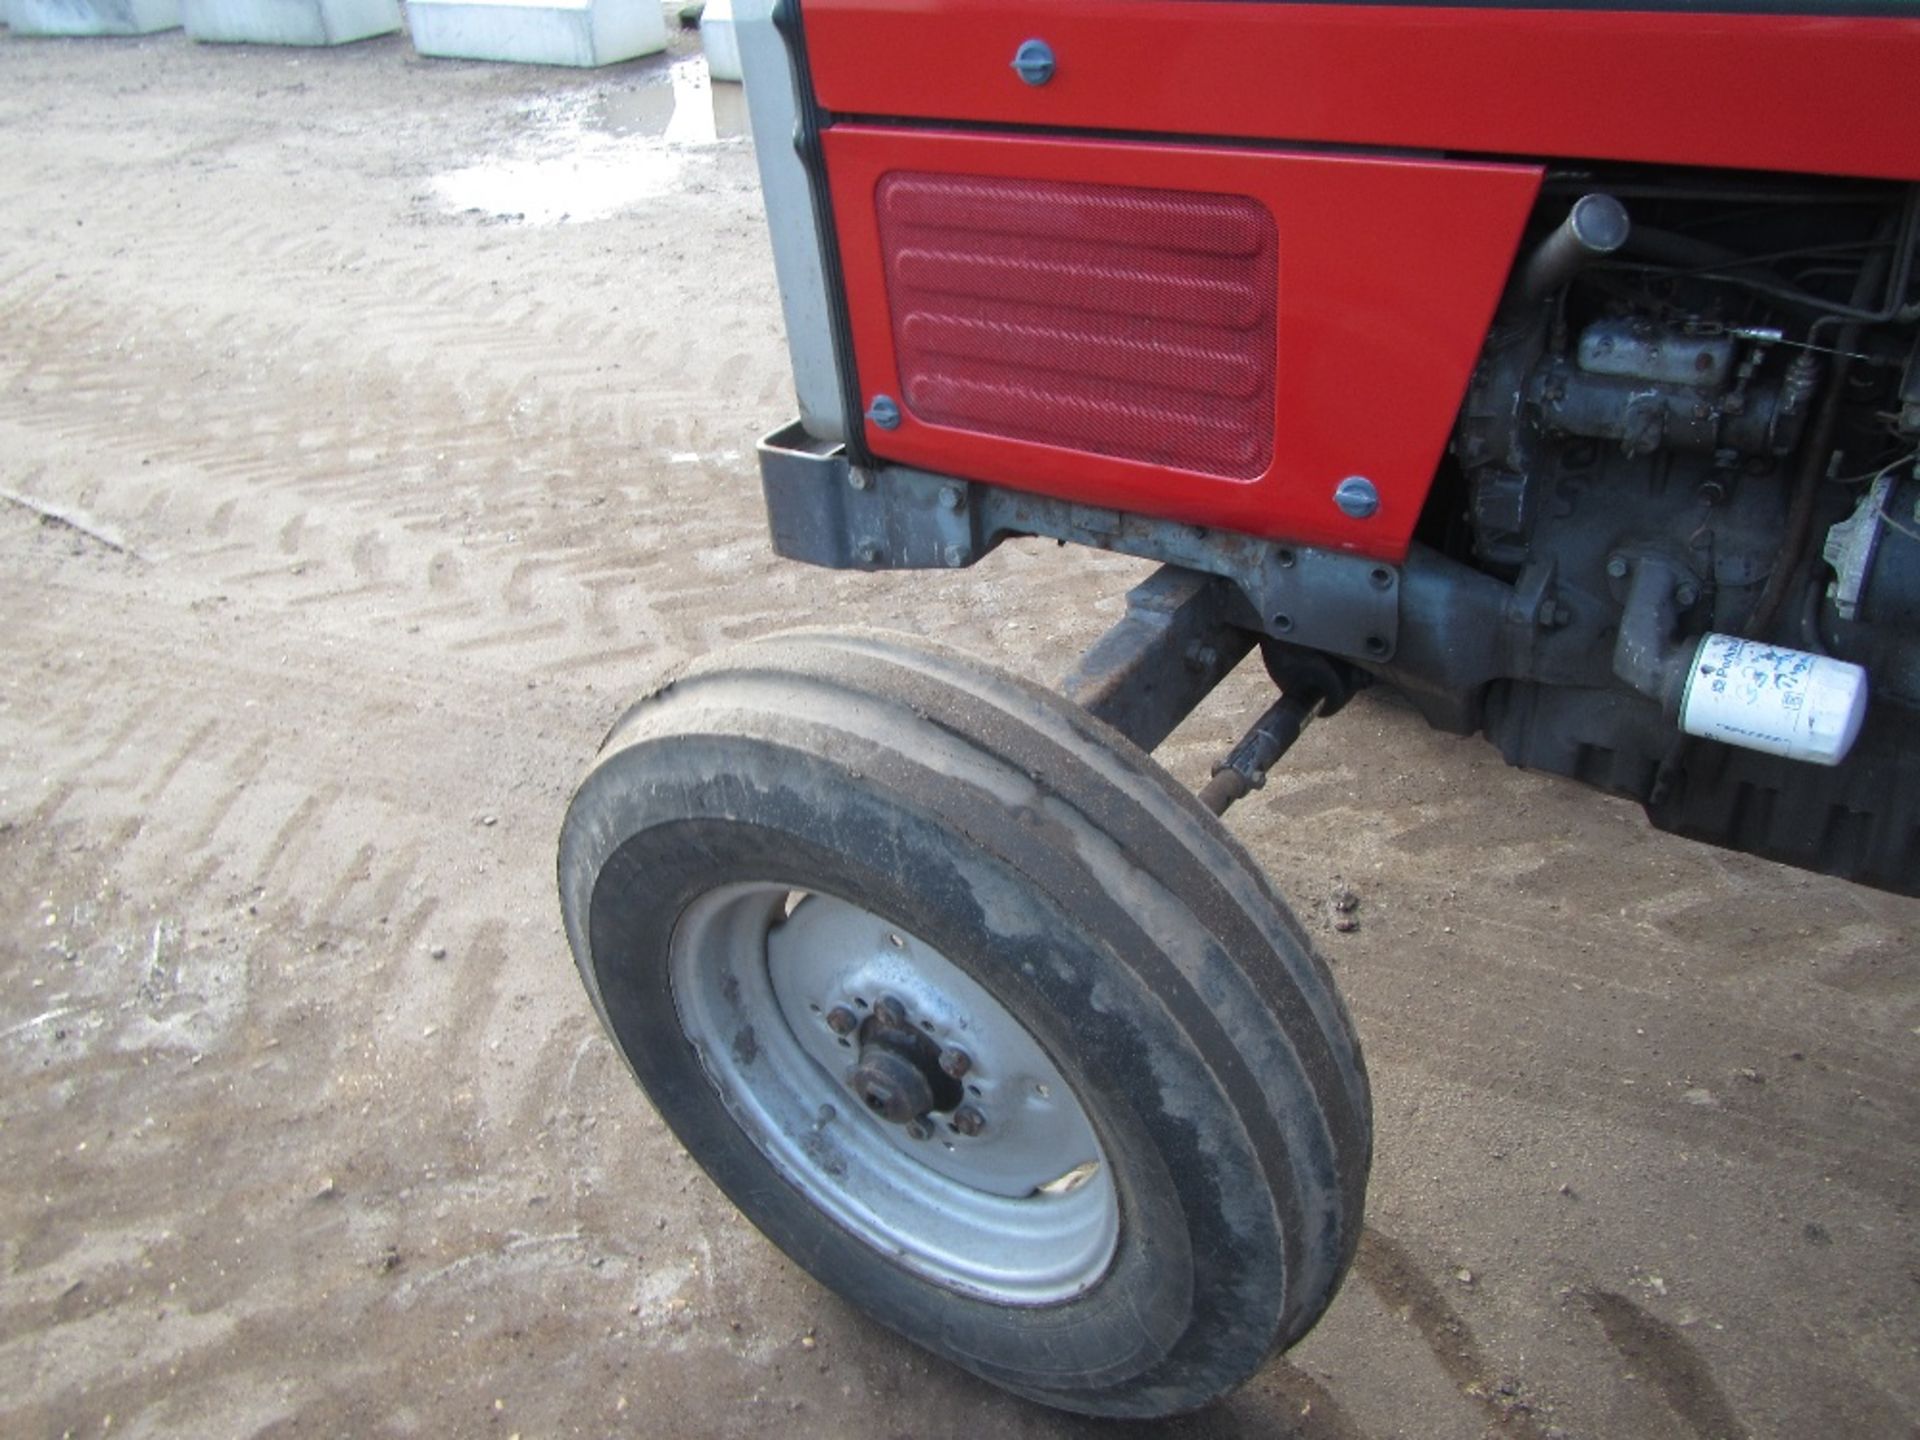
825 1006 858 1036
905 1119 930 1141
951 1104 986 1137
938 1047 972 1078
872 994 907 1028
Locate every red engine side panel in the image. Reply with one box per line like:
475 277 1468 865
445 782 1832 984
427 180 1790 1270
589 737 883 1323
826 127 1541 559
805 1 1920 184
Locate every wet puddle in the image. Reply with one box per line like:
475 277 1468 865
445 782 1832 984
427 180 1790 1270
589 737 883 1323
431 56 750 225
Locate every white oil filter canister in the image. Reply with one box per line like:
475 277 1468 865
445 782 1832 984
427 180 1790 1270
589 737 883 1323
1679 634 1868 766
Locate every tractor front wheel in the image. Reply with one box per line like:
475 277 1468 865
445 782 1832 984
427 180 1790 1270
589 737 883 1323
557 629 1370 1418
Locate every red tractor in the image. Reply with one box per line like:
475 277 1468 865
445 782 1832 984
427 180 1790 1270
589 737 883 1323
559 0 1920 1417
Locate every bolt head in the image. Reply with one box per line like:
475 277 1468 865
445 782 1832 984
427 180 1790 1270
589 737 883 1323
938 485 964 512
1675 582 1700 608
1606 556 1631 580
1333 475 1380 520
951 1105 986 1137
905 1119 931 1141
938 1047 972 1079
865 394 901 430
1011 38 1055 86
871 994 908 1029
825 1006 858 1036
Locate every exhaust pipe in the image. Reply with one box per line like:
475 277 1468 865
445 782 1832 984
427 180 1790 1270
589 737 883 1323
1518 193 1631 303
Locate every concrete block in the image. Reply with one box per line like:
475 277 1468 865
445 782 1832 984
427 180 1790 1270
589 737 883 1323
7 0 181 34
405 0 667 68
699 0 739 82
182 0 400 44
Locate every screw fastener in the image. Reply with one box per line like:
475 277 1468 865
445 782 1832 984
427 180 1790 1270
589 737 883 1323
1334 475 1380 520
865 394 901 430
1011 38 1055 86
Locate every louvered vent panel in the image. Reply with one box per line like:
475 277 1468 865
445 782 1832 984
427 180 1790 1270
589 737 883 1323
875 173 1278 480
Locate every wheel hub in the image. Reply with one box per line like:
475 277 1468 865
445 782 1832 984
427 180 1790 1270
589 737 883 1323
846 994 962 1128
670 884 1119 1302
848 1046 934 1124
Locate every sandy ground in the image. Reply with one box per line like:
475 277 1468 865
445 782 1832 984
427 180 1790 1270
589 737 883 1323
0 24 1915 1440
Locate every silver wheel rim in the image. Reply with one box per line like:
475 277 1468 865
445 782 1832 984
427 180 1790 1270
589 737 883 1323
670 883 1120 1305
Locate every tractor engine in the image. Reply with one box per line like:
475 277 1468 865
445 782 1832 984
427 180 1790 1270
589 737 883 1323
1436 178 1919 881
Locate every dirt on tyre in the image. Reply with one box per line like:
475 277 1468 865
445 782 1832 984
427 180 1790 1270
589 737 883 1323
556 629 1371 1418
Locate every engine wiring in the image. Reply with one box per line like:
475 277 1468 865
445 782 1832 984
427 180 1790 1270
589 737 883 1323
1865 452 1920 546
1591 184 1919 335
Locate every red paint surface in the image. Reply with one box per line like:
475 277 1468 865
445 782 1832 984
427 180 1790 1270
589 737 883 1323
805 1 1920 184
827 127 1541 557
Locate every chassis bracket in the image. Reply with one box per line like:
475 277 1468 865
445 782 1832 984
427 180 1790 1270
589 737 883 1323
1062 566 1256 754
759 421 1402 664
